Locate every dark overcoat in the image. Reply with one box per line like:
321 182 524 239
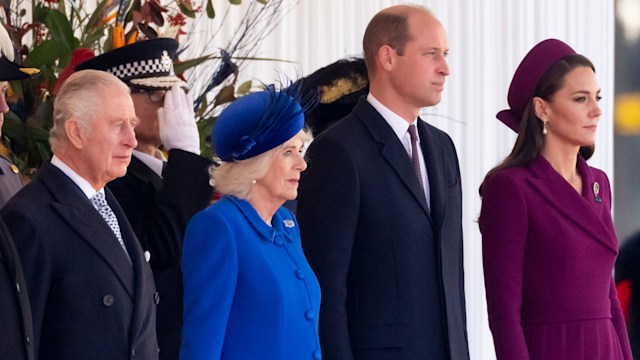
0 218 34 360
1 162 159 360
107 149 213 360
297 98 469 360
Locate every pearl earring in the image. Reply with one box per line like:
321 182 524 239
542 121 548 135
251 179 257 185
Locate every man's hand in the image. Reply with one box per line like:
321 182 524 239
158 84 201 155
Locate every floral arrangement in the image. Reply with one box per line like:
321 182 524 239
1 0 290 175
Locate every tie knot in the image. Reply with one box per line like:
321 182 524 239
408 124 418 141
91 192 108 209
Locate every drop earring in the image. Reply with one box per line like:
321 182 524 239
542 120 548 135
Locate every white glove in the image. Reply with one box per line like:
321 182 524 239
158 84 201 155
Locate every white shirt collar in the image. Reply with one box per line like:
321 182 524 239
366 94 419 140
133 149 165 178
50 155 102 199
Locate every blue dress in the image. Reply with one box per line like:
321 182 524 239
180 196 322 360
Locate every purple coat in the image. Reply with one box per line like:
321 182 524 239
480 154 632 360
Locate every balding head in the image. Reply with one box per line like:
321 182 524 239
363 5 433 76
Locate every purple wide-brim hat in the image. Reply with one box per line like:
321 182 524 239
497 39 576 132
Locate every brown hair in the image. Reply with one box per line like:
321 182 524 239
479 54 596 196
362 5 430 75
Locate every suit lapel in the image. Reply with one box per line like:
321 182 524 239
354 100 432 221
527 155 616 253
107 188 148 346
418 120 445 230
39 163 136 298
129 156 162 192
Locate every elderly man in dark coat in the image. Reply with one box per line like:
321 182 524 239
1 70 159 360
76 38 213 360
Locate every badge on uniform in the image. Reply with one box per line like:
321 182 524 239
10 164 19 174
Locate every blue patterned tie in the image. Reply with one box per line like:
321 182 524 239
91 192 131 261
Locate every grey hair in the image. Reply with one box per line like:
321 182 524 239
211 130 310 199
50 70 130 154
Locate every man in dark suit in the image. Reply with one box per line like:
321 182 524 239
297 5 469 360
1 70 159 359
76 39 213 360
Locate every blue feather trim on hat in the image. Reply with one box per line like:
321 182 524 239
213 81 316 162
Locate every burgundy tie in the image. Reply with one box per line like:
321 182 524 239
408 124 423 187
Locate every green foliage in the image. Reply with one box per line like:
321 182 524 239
2 0 283 174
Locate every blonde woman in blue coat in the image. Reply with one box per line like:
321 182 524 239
180 85 321 360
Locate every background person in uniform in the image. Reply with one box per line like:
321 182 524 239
76 38 213 360
180 85 321 360
1 70 159 360
296 5 469 359
479 39 632 359
0 23 40 208
0 21 40 360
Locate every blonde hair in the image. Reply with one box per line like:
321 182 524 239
50 70 130 154
212 130 310 199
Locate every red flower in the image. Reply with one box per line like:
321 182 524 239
168 13 187 27
53 48 96 95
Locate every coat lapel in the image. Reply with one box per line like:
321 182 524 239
38 163 135 298
107 188 149 347
527 155 616 253
354 100 432 221
418 120 445 230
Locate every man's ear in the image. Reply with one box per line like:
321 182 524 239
64 119 85 149
532 97 549 121
377 45 395 72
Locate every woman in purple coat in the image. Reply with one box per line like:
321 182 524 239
479 39 632 359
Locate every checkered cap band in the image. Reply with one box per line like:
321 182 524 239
108 56 172 81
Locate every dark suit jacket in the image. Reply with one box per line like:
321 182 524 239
0 218 34 360
108 149 213 360
1 162 159 360
297 98 469 359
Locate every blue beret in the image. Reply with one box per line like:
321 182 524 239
213 88 306 162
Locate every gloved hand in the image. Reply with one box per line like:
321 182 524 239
158 84 201 155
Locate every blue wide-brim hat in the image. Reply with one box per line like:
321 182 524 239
75 38 186 90
213 86 311 162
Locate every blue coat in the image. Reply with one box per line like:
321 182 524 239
180 196 322 360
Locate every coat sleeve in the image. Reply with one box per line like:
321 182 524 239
109 149 213 269
180 209 237 360
479 171 530 360
1 210 51 358
297 134 359 360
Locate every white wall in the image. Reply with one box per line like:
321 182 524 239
186 1 615 358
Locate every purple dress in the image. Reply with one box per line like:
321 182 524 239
480 155 632 360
